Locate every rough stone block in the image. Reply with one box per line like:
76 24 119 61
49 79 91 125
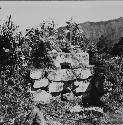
50 52 90 68
47 68 92 81
49 82 64 93
32 90 52 104
74 80 90 93
33 78 49 88
47 69 75 81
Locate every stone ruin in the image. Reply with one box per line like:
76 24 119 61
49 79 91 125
29 48 94 104
27 48 107 124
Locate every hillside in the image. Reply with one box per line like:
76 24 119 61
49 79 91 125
58 17 123 49
79 17 123 47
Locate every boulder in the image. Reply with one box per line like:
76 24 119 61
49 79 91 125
30 69 44 80
74 80 90 93
47 69 75 81
32 90 52 104
33 78 49 88
49 82 64 93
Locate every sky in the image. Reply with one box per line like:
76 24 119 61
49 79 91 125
0 1 123 31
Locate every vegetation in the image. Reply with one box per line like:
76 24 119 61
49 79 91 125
1 16 123 124
77 17 123 50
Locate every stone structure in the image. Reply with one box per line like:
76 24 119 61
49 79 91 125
29 49 94 104
49 51 90 69
27 48 107 125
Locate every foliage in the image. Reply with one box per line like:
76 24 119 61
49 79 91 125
103 57 123 103
0 15 19 71
97 35 110 53
110 37 123 56
25 21 60 68
64 19 90 51
79 17 123 49
0 16 33 125
1 16 123 124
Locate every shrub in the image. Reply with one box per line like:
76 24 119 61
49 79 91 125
98 56 123 108
0 15 19 71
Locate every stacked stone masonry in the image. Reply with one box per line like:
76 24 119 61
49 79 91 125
30 51 94 104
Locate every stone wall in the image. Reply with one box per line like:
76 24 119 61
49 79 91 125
29 51 94 104
49 52 90 68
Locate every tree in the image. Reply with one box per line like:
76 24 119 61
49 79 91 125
25 21 56 68
0 15 19 70
110 37 123 56
64 19 90 51
97 35 110 53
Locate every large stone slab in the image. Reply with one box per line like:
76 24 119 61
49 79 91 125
32 90 52 104
49 52 90 68
74 80 90 93
47 68 92 82
47 69 75 81
49 82 64 93
33 78 49 88
30 69 45 80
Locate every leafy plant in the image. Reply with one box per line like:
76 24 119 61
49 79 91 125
0 15 19 71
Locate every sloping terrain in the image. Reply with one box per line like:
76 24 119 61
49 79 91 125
58 17 123 48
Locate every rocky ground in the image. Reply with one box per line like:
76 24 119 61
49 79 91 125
24 93 123 125
1 70 123 125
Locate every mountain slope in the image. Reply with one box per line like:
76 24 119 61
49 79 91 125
79 17 123 48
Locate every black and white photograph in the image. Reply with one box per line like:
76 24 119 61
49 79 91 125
0 1 123 125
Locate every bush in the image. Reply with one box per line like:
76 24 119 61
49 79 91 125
103 57 123 102
0 15 19 71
